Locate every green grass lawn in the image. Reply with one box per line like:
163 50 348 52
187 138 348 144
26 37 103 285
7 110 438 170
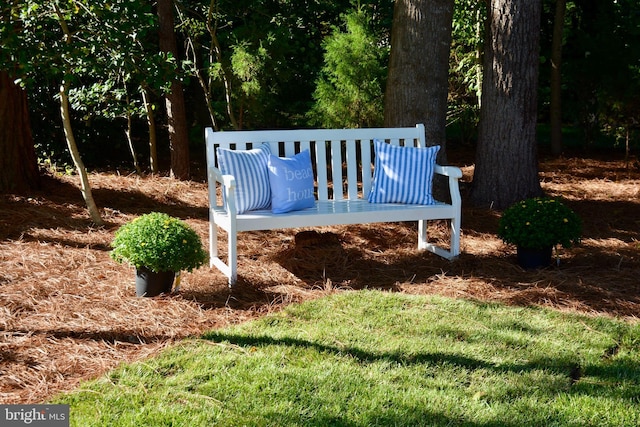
56 291 640 426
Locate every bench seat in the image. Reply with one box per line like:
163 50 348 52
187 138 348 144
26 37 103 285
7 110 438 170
215 199 457 231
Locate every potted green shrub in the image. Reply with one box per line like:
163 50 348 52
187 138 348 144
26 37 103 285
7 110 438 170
110 212 208 296
498 197 582 269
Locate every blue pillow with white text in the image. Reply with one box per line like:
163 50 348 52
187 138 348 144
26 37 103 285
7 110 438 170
267 150 315 214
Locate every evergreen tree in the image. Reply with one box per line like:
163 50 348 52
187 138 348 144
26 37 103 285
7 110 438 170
309 10 388 128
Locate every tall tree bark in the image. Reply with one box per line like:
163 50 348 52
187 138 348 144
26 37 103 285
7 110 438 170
158 0 190 179
384 0 454 165
212 32 238 129
52 3 104 225
59 82 104 225
550 0 566 156
124 93 142 175
475 5 485 108
0 71 41 193
176 0 223 131
142 87 159 174
470 0 543 209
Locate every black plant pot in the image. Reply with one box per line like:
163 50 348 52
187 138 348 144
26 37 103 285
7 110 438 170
135 267 175 297
517 246 553 270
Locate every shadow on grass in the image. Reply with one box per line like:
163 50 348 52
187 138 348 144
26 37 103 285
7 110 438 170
202 328 640 425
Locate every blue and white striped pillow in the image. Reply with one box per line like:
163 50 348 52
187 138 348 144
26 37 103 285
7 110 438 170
367 139 440 205
216 144 271 214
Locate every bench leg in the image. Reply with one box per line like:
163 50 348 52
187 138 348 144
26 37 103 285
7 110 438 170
418 219 428 250
228 226 238 286
209 217 218 265
419 218 460 260
209 216 237 286
450 214 461 257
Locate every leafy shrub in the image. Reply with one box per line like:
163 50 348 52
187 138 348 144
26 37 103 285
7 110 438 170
498 197 582 250
111 212 208 273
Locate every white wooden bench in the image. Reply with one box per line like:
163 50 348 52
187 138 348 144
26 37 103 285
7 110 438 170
205 124 462 285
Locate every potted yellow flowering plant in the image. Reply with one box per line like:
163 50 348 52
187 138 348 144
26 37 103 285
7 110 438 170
498 197 582 269
111 212 208 296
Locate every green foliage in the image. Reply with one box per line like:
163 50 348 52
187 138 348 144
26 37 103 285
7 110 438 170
227 38 274 126
110 212 208 273
57 291 640 426
3 1 169 88
450 0 484 101
1 0 178 166
308 9 388 128
447 0 486 143
177 0 371 129
539 0 640 148
231 41 269 98
4 0 639 164
498 197 582 250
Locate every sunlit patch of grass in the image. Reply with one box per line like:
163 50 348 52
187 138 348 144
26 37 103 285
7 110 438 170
57 291 640 427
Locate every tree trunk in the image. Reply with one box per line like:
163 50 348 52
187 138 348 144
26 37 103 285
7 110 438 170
475 5 485 108
384 0 454 202
211 18 239 130
0 71 41 193
59 82 104 225
550 0 566 156
183 0 221 131
158 0 190 180
125 93 142 175
141 87 159 174
384 0 454 165
52 3 103 225
470 0 543 209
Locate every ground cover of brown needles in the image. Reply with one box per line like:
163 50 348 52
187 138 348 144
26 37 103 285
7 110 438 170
1 151 639 404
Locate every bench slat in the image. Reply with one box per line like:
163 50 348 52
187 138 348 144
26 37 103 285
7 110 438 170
315 141 329 201
283 141 296 157
330 140 343 200
300 140 311 155
360 140 373 198
345 141 358 200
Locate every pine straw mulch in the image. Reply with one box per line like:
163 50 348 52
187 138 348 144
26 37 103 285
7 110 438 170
1 153 639 404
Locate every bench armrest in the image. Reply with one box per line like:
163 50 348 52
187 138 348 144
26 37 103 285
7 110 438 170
207 166 238 216
434 164 463 179
434 164 462 207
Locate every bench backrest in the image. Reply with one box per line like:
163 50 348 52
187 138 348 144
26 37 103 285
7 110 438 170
205 124 428 201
